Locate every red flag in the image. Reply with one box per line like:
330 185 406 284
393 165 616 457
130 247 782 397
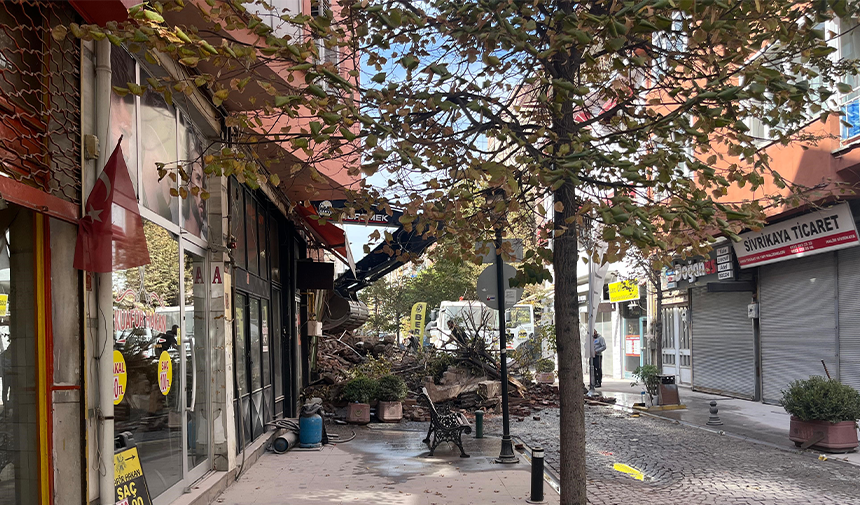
74 138 151 272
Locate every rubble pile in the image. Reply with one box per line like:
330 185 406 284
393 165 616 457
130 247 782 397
305 332 614 423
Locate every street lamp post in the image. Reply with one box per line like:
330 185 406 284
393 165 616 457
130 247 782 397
494 226 518 464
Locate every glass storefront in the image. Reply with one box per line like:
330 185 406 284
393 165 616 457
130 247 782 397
0 205 38 505
112 221 210 502
109 46 213 504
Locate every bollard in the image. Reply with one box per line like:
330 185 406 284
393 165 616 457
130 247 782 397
475 410 484 438
706 400 723 426
528 446 545 503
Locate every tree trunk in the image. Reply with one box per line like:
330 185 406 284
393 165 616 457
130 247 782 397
655 279 663 374
554 181 585 505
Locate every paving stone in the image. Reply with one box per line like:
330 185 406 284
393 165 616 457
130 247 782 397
493 405 860 504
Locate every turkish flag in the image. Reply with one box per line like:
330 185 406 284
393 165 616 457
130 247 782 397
74 138 151 272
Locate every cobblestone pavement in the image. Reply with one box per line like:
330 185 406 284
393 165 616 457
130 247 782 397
492 406 860 504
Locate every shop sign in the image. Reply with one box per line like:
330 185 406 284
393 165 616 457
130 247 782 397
113 350 127 405
314 199 401 226
733 202 860 268
158 351 172 395
662 246 736 289
114 445 152 505
608 280 639 303
0 294 8 316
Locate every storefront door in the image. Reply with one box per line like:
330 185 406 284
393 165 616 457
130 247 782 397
661 306 691 384
114 223 211 504
182 245 210 485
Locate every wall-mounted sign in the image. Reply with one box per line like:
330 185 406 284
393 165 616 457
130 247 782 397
662 245 737 289
733 202 859 268
608 280 639 303
313 200 402 227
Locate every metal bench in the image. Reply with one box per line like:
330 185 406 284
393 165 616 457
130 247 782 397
419 387 471 457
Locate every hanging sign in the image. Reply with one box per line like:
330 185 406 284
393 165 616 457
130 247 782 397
733 202 859 268
608 280 639 303
158 351 172 395
113 350 127 405
114 445 152 505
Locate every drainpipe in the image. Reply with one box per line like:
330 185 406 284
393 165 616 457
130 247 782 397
94 38 114 505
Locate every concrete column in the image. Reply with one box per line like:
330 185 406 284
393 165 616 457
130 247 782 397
208 175 236 472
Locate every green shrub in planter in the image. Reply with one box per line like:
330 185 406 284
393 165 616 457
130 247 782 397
536 358 555 373
342 377 378 404
377 375 408 402
631 365 660 403
781 376 860 423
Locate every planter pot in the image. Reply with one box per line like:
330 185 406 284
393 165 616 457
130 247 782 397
535 372 555 384
377 401 403 423
346 403 370 424
789 417 859 452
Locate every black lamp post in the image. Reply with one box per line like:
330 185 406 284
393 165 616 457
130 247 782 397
494 224 518 464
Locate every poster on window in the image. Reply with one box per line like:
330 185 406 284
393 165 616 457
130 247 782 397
625 335 641 357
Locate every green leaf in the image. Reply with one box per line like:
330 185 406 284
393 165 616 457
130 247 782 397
836 82 854 94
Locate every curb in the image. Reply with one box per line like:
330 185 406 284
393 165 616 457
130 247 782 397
512 436 562 497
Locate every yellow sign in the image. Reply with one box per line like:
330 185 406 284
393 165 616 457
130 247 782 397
114 446 152 505
158 351 172 395
608 280 640 303
410 302 427 339
0 294 8 316
113 350 127 405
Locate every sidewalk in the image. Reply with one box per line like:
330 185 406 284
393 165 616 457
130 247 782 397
213 425 559 505
594 378 860 465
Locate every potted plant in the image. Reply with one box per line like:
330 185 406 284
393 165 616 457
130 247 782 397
376 375 408 422
342 376 377 424
781 376 860 452
631 365 660 406
535 358 556 384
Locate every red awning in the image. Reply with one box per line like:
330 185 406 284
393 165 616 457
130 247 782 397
296 205 355 272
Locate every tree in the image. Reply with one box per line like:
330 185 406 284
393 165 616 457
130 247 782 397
55 1 860 503
352 2 859 503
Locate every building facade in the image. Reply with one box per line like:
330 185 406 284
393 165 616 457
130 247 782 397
0 1 360 505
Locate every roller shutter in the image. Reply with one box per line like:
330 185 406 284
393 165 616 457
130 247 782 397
838 246 860 391
690 286 756 399
759 253 837 404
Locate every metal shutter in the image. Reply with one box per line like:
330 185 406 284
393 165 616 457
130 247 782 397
838 246 860 391
690 286 756 399
760 253 838 404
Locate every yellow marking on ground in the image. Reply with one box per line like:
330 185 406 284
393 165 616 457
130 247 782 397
613 463 645 481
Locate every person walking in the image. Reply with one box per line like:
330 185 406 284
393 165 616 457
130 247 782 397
593 330 606 388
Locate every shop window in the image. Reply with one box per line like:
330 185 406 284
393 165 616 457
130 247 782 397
246 194 259 276
0 205 38 505
230 180 246 269
109 48 138 196
140 71 179 223
249 298 262 391
234 293 247 396
179 113 207 240
270 219 281 283
272 289 283 403
258 208 268 280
